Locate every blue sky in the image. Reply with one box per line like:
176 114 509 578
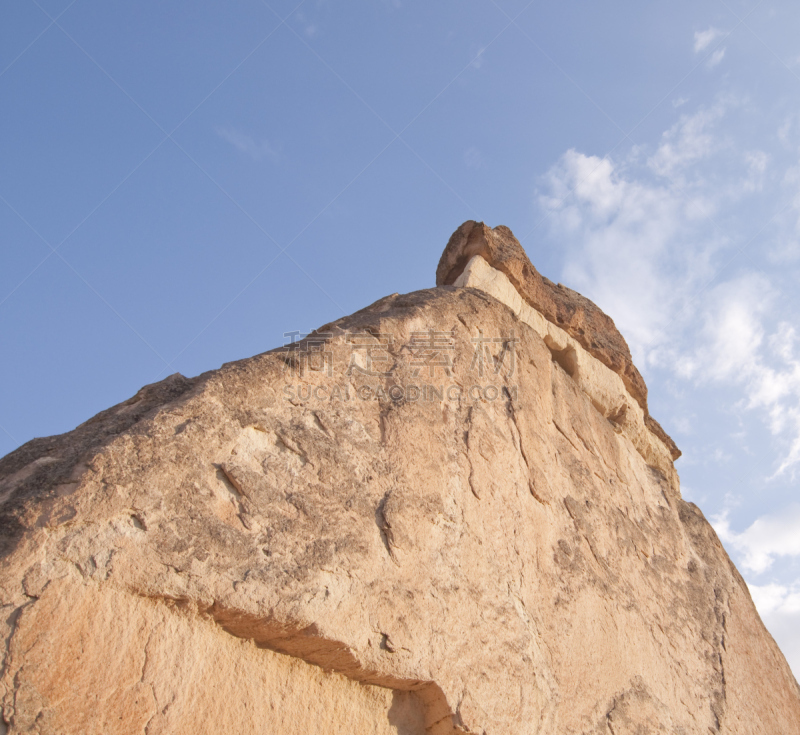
3 0 800 675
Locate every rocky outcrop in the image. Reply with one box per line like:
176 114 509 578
1 224 798 734
436 220 680 461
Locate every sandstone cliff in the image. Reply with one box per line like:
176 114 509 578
1 223 798 734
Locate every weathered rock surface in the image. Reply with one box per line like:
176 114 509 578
437 220 680 461
1 223 799 734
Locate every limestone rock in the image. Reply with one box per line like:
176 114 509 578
1 224 798 734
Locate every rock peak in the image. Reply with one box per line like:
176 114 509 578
437 220 680 460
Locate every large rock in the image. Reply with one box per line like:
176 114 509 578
1 223 798 734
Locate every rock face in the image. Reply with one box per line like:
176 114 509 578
1 223 799 734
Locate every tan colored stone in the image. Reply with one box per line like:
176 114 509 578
6 577 428 735
1 229 798 734
437 220 680 460
453 253 677 485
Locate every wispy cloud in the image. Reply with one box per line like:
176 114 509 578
694 27 726 68
539 98 800 476
539 137 721 357
708 47 726 68
648 100 727 179
743 151 769 193
470 46 487 70
683 276 800 478
216 127 280 161
777 113 800 148
694 27 724 53
293 10 322 38
692 273 772 383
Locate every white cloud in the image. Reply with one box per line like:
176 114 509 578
692 28 726 68
749 582 800 615
470 46 487 70
539 138 720 359
711 447 733 463
541 152 676 351
539 99 800 475
216 127 280 161
648 101 726 179
773 412 800 476
672 415 695 434
678 273 800 476
696 274 772 382
691 275 800 476
694 27 724 53
714 505 800 573
777 113 800 150
742 151 769 193
708 48 726 68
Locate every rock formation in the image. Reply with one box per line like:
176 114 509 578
1 222 799 734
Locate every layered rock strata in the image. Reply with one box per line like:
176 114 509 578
452 254 676 486
437 220 680 461
1 223 798 735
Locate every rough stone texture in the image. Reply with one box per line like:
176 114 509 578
1 233 799 734
436 220 680 461
452 254 677 485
